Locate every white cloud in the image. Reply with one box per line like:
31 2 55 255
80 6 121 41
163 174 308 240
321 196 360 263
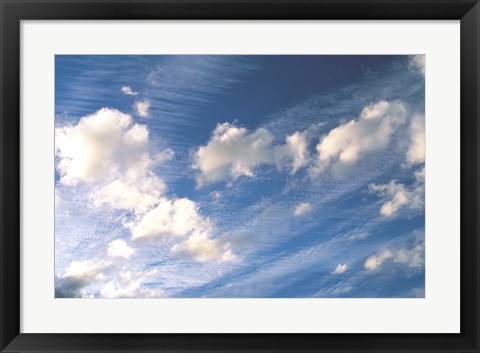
194 123 273 184
415 166 425 182
370 105 425 216
365 233 424 271
55 108 173 215
58 261 166 298
294 202 313 217
406 113 425 166
129 197 212 240
193 122 308 186
364 249 393 271
121 86 138 95
107 239 136 259
310 100 407 177
61 259 110 280
369 174 424 217
134 100 150 118
129 195 237 263
55 108 152 185
409 55 425 77
332 263 348 274
55 259 111 298
92 173 166 215
273 131 309 174
55 107 231 264
171 233 236 263
369 182 409 217
393 234 425 269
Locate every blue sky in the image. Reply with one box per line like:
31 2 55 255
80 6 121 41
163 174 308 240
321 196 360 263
54 55 425 298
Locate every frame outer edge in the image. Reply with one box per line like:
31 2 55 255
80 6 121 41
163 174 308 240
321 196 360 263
0 0 478 19
461 2 480 351
0 0 479 352
0 0 21 352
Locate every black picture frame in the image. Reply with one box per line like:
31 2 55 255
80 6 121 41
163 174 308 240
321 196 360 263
1 0 479 352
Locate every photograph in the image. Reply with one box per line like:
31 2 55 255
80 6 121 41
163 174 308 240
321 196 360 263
54 54 425 299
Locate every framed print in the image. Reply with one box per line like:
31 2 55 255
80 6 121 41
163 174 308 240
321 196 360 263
1 0 479 352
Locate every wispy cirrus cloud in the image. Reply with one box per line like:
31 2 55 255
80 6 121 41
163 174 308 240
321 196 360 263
147 56 259 104
55 108 168 215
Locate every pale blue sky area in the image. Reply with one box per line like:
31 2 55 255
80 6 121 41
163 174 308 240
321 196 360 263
55 55 425 298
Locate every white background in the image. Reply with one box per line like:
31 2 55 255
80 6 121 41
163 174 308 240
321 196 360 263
21 21 460 333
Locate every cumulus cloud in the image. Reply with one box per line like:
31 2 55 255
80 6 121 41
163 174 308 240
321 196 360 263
369 182 409 217
55 108 152 185
414 167 425 182
129 197 212 240
92 173 166 215
62 259 110 279
193 123 273 184
406 113 425 166
409 55 425 77
55 108 172 215
55 277 88 298
274 131 309 174
171 233 236 263
127 195 236 262
55 259 111 298
294 202 313 217
56 108 233 264
121 86 138 95
310 100 407 177
193 122 308 186
365 232 424 271
369 170 424 217
332 263 348 274
393 233 425 269
107 239 136 259
364 249 393 271
134 100 150 118
370 108 425 216
56 260 165 298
